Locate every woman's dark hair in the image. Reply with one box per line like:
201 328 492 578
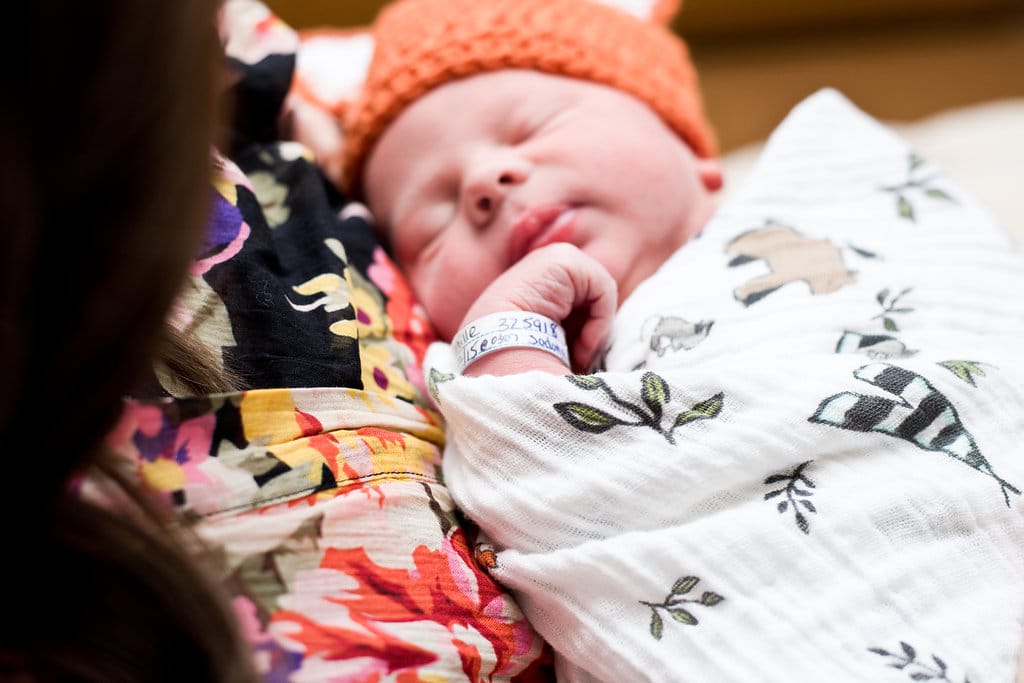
0 1 258 680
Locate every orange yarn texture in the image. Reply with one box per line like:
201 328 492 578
342 0 717 193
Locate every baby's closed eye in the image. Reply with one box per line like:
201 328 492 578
393 200 453 261
505 104 559 145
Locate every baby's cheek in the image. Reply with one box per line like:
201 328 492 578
414 243 505 340
415 276 466 342
433 308 472 343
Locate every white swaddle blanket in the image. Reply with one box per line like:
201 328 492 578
424 89 1024 682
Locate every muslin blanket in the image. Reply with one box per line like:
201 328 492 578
425 89 1024 682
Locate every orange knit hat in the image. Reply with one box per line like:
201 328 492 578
342 0 717 194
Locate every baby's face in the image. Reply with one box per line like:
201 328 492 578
364 69 722 341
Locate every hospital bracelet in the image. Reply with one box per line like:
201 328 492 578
452 311 570 373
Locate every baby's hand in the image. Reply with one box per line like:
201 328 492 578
459 244 617 376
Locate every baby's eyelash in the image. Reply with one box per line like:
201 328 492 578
509 120 535 145
516 105 568 142
507 110 548 144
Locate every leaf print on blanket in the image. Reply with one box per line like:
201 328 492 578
427 367 455 404
809 363 1020 506
880 152 958 222
554 373 723 444
764 460 818 534
868 640 971 682
937 360 993 387
640 576 725 640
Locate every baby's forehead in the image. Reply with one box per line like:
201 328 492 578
404 69 568 118
364 72 541 183
369 69 606 163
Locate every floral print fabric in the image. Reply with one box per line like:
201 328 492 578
103 1 554 679
109 388 550 681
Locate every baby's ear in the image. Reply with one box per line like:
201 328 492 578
591 0 680 24
284 27 374 187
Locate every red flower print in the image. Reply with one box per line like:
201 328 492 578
274 528 540 680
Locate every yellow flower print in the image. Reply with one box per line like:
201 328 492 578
360 343 415 398
248 170 291 228
140 458 187 493
289 273 352 314
213 173 238 205
328 318 358 339
345 267 389 339
288 239 388 340
286 237 420 401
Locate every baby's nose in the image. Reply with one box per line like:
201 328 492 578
470 172 512 212
463 157 529 227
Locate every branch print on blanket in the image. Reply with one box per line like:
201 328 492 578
880 152 957 222
868 641 971 683
554 374 723 445
809 363 1020 506
640 576 724 640
873 287 914 332
764 461 818 534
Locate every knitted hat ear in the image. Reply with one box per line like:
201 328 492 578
292 28 374 119
592 0 680 24
221 0 300 66
287 0 680 115
285 28 373 187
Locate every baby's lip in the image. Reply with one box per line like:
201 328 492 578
508 204 578 263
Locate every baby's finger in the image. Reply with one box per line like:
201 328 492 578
567 256 617 373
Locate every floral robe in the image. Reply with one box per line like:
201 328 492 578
104 2 554 680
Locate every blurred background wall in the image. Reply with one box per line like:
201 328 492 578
264 0 1024 153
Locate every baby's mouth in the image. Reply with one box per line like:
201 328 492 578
508 204 580 263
